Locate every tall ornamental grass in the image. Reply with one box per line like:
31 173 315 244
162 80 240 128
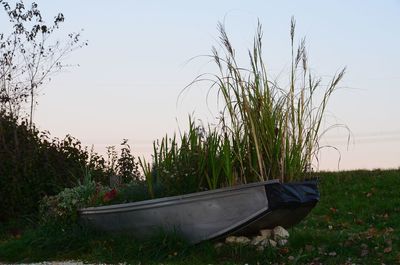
208 18 345 183
142 18 345 196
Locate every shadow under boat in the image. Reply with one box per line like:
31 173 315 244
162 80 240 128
79 179 319 244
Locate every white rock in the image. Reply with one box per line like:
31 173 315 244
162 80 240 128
277 239 288 247
225 235 250 244
273 226 289 240
235 236 251 244
256 245 265 252
225 236 237 244
259 238 277 247
260 229 272 238
267 239 278 248
251 235 268 246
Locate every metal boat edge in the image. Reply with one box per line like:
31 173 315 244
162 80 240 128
79 179 280 214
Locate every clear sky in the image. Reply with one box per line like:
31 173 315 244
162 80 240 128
7 0 400 171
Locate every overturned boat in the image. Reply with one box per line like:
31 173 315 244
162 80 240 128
79 179 319 244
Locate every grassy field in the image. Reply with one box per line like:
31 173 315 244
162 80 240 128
0 169 399 264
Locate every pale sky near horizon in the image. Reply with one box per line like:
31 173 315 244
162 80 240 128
5 0 400 171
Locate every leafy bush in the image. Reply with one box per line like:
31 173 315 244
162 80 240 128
0 112 94 221
40 181 99 223
0 112 141 222
40 178 153 224
118 139 141 183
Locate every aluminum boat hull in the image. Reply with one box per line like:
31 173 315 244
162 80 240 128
79 179 319 244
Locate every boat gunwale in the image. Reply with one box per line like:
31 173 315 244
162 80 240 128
79 179 279 214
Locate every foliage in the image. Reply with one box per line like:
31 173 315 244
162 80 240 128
39 180 152 224
105 139 141 186
0 0 87 124
147 19 346 195
39 167 148 224
113 181 151 204
1 169 399 264
0 112 141 222
200 18 345 183
117 139 141 183
0 0 92 222
147 119 207 197
0 111 104 221
39 180 99 224
147 118 237 197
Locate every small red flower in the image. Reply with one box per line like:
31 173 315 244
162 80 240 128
103 188 117 202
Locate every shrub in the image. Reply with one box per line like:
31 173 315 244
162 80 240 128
116 139 142 184
40 178 153 224
0 112 140 222
40 181 99 223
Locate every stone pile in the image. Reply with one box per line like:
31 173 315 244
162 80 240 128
221 226 290 251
